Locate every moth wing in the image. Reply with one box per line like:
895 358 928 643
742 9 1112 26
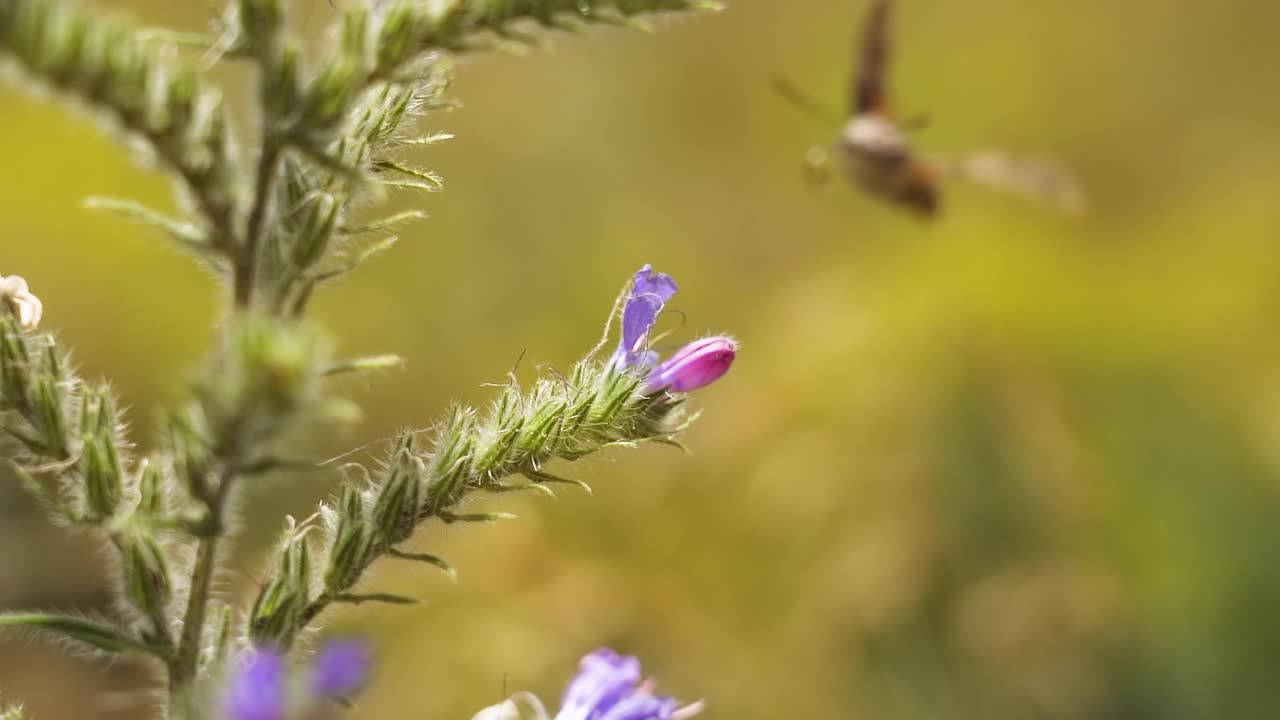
944 149 1087 214
852 0 894 117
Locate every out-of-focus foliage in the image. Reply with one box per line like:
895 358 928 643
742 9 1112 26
2 0 1280 719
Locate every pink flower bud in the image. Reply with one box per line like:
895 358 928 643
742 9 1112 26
644 336 737 393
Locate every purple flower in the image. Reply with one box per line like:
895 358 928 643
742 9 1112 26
610 265 678 370
606 265 737 394
310 638 372 700
222 640 373 720
599 694 681 720
555 649 643 720
223 648 287 720
643 337 737 393
552 648 702 720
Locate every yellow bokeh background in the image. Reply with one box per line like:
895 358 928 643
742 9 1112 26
4 0 1280 718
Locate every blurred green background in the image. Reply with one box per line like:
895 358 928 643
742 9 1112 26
4 0 1280 717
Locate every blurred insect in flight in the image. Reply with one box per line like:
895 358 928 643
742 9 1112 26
773 0 1085 217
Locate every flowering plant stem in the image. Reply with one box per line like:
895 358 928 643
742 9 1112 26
172 468 234 692
0 1 729 718
237 143 282 309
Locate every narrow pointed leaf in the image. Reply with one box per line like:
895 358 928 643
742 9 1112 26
400 132 454 146
373 160 444 189
340 210 427 236
388 549 457 580
0 613 165 657
314 236 399 283
333 592 420 606
488 481 557 499
83 197 209 250
379 178 443 193
9 464 78 522
323 355 406 377
438 511 518 524
523 469 593 494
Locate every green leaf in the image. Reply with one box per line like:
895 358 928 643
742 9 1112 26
523 468 593 494
399 132 454 146
333 592 420 606
373 159 445 189
313 236 400 283
438 511 518 524
388 548 457 580
83 197 210 253
378 178 443 193
9 464 78 522
340 210 428 237
322 355 406 377
488 481 557 498
0 613 166 657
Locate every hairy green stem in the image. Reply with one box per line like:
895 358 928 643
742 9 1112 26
171 535 218 690
237 143 282 309
109 532 176 650
170 471 235 696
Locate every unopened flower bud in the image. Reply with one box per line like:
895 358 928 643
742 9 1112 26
250 528 312 647
81 432 123 520
120 531 172 620
644 336 737 393
322 483 372 596
302 57 357 128
292 193 339 270
371 443 421 548
0 322 31 402
136 457 167 515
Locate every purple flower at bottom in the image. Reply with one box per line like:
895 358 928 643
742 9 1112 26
310 639 372 700
222 640 373 720
555 649 643 720
470 648 702 720
224 648 287 720
643 337 737 394
597 694 681 720
553 649 702 720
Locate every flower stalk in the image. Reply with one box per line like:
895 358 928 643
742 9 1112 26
0 0 728 717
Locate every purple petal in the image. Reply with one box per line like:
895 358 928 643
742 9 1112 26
598 694 680 720
612 265 678 369
629 265 677 301
223 648 287 720
310 639 372 700
555 648 643 720
644 337 737 393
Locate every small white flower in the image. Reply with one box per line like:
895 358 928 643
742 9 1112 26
0 275 42 330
